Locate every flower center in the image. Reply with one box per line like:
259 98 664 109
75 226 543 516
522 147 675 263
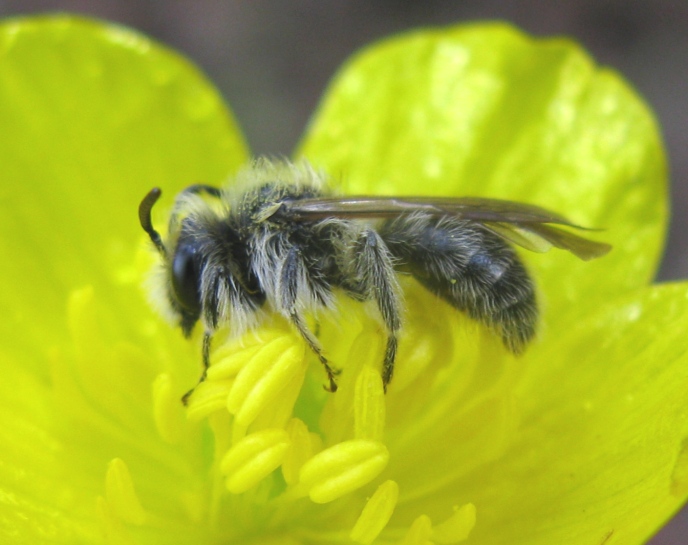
166 280 489 542
65 282 516 543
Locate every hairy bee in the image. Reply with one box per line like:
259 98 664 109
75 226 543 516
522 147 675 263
139 159 610 402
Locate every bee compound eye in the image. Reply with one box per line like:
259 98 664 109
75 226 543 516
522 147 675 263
171 243 202 315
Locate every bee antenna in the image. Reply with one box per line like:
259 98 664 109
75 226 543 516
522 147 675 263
139 187 167 256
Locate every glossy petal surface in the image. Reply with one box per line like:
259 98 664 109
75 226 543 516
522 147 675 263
0 15 248 374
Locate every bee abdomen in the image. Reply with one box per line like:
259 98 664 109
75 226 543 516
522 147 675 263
463 253 537 352
380 215 537 352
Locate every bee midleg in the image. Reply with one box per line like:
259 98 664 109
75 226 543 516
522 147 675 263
279 245 339 392
380 215 537 353
349 229 402 389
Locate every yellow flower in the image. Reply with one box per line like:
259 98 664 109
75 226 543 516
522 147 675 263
1 14 686 545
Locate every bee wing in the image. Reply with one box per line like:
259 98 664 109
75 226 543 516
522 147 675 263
280 195 611 261
282 195 576 223
511 222 611 260
480 222 555 254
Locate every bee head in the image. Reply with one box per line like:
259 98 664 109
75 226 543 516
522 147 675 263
169 223 204 335
139 188 202 336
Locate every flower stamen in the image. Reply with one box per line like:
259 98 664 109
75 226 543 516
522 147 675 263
400 514 433 545
152 373 186 443
104 458 147 526
432 503 476 544
350 479 399 544
297 439 390 504
282 418 320 486
226 335 306 429
354 365 386 441
170 296 481 540
220 428 291 494
184 377 234 422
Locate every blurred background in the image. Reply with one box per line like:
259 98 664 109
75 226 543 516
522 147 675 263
1 1 686 542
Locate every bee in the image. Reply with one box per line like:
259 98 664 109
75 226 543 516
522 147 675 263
139 159 610 403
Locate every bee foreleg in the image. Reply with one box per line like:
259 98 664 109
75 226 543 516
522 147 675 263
181 331 212 406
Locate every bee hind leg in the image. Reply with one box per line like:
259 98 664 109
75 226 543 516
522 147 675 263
350 229 402 391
